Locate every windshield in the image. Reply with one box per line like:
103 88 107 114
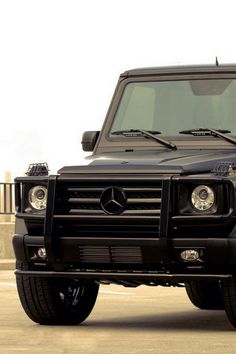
110 79 236 137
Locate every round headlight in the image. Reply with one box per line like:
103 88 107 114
191 185 215 211
28 185 47 211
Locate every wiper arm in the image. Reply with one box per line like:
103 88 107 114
207 128 236 146
139 129 177 150
111 129 177 150
179 128 236 146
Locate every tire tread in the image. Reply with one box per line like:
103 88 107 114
16 262 99 325
185 280 223 310
222 277 236 327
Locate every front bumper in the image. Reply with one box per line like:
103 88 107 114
13 233 236 281
14 269 232 282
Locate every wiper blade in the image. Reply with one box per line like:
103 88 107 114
111 129 161 136
111 129 177 150
179 128 236 146
179 128 231 135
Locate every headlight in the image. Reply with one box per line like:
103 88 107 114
28 185 48 211
191 185 215 211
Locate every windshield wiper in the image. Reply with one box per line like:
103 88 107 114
179 128 236 146
111 129 177 150
112 129 162 136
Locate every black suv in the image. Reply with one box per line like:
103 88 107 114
13 65 236 328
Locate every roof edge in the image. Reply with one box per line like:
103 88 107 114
121 64 236 77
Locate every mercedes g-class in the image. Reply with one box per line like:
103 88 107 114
13 65 236 328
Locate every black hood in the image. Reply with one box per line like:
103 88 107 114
58 149 236 175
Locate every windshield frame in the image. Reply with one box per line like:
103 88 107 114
95 72 236 153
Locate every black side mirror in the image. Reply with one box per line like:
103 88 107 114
81 131 100 152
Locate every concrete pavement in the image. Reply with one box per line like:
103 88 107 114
0 270 236 353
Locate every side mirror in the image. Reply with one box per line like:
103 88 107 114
81 131 100 152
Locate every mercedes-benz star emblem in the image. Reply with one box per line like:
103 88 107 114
100 187 126 215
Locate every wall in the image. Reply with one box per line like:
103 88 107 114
0 222 15 259
0 172 15 269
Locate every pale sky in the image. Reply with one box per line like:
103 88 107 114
1 0 236 180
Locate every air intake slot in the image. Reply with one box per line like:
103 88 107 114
78 246 143 264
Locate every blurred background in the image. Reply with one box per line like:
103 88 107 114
0 0 236 181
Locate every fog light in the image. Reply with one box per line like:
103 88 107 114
37 247 47 259
181 249 199 262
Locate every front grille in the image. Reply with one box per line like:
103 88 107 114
53 176 163 238
56 184 162 217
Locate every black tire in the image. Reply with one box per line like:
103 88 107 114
16 262 99 325
222 276 236 328
185 280 224 310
